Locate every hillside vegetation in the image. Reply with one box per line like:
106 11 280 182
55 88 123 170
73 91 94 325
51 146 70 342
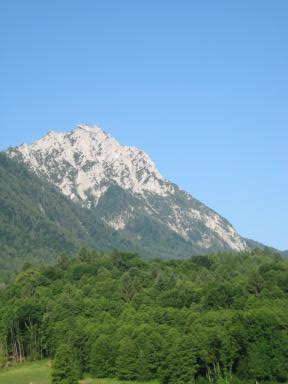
0 248 287 383
0 153 134 281
0 152 228 283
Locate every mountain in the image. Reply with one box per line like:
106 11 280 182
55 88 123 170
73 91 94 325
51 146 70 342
6 124 248 257
244 238 280 253
0 152 82 277
0 153 144 280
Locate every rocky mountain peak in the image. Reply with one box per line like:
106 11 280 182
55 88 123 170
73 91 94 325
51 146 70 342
7 124 171 202
6 124 248 253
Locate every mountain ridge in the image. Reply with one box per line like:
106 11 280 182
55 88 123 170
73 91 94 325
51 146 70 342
6 124 248 254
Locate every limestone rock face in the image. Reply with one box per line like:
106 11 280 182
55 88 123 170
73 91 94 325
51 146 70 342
7 124 248 255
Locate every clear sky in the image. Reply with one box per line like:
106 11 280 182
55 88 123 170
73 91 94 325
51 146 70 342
1 1 287 250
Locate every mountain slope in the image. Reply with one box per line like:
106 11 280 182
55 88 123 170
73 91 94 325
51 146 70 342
0 153 81 275
0 153 136 279
7 124 248 254
0 153 198 280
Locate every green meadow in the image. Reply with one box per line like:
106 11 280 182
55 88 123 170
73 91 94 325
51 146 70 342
0 360 51 384
0 360 159 384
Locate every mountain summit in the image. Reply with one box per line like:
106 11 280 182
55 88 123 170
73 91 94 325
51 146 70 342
8 125 172 202
7 124 248 256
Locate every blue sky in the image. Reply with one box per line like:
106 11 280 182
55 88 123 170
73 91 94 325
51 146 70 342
1 1 287 250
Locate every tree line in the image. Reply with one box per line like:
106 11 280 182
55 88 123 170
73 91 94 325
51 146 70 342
0 248 288 383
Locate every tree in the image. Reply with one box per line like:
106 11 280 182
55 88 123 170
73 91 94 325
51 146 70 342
90 334 116 377
52 344 80 384
120 271 142 302
137 349 151 381
1 248 288 384
161 335 197 384
116 337 138 380
0 342 6 368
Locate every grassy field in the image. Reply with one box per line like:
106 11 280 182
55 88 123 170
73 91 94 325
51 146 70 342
0 360 51 384
81 380 159 384
0 360 159 384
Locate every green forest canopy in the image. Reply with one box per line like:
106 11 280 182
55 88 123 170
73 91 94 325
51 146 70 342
0 248 288 384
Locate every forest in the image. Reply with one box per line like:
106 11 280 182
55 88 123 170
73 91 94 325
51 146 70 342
0 248 288 384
